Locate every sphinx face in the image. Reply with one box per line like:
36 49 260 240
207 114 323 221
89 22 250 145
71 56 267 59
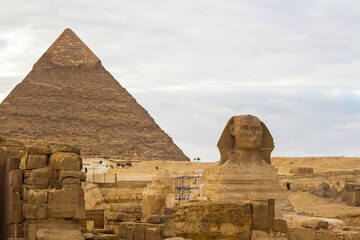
230 115 262 150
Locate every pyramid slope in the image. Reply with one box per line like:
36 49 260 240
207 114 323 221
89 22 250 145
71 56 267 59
0 29 189 161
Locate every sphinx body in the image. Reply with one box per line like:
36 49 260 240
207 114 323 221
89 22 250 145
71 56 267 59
201 115 293 216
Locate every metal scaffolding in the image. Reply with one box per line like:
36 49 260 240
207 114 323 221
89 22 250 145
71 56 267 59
174 173 201 204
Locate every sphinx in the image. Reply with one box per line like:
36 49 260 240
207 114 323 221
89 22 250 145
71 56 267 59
217 115 274 166
202 115 293 216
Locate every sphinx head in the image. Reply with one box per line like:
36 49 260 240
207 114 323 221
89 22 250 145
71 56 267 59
217 115 274 164
229 115 263 150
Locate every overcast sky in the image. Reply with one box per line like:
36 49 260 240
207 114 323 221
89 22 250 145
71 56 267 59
1 0 360 161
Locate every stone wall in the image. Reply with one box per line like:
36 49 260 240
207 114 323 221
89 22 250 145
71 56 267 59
0 136 86 240
340 182 360 206
278 170 360 192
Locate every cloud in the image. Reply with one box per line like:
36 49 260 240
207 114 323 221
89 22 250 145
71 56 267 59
1 0 360 161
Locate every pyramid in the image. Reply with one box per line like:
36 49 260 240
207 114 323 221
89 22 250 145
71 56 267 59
0 28 189 161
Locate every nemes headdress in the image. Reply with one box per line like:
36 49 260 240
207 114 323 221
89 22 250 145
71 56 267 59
217 115 274 164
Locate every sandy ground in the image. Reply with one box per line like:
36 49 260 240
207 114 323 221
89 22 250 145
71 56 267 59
288 192 360 218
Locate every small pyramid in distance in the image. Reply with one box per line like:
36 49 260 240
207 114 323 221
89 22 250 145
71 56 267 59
0 28 189 161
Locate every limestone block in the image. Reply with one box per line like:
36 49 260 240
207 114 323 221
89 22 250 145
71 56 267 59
25 189 48 203
30 168 52 178
134 224 146 240
251 230 269 239
7 157 20 170
315 232 338 240
28 177 49 186
301 219 328 230
84 233 95 240
168 201 252 239
22 141 80 156
289 228 316 240
148 215 162 224
49 152 80 170
33 222 85 240
62 178 81 186
145 227 162 240
23 203 47 219
118 223 128 238
59 170 86 182
126 225 135 240
48 185 85 219
30 185 48 189
274 218 288 233
93 229 113 234
27 155 48 169
94 235 117 240
9 169 23 185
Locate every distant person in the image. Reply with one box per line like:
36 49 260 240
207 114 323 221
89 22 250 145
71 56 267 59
85 167 88 173
99 160 103 164
156 166 159 170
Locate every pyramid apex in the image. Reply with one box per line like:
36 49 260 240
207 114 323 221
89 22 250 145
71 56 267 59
34 28 101 68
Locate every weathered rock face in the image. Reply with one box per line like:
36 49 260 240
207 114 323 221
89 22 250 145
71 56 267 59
201 115 294 216
0 136 85 239
141 170 174 221
164 201 253 240
0 28 189 161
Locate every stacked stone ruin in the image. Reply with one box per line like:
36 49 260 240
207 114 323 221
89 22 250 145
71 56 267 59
0 137 86 239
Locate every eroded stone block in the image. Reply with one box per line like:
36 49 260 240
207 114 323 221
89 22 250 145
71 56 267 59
301 219 328 230
289 228 316 240
23 203 47 219
30 168 52 178
25 189 48 203
48 185 85 219
28 177 49 186
49 152 80 170
148 215 162 224
27 155 48 169
59 170 86 182
134 224 146 240
274 218 288 233
30 184 48 189
145 227 161 240
62 178 81 186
